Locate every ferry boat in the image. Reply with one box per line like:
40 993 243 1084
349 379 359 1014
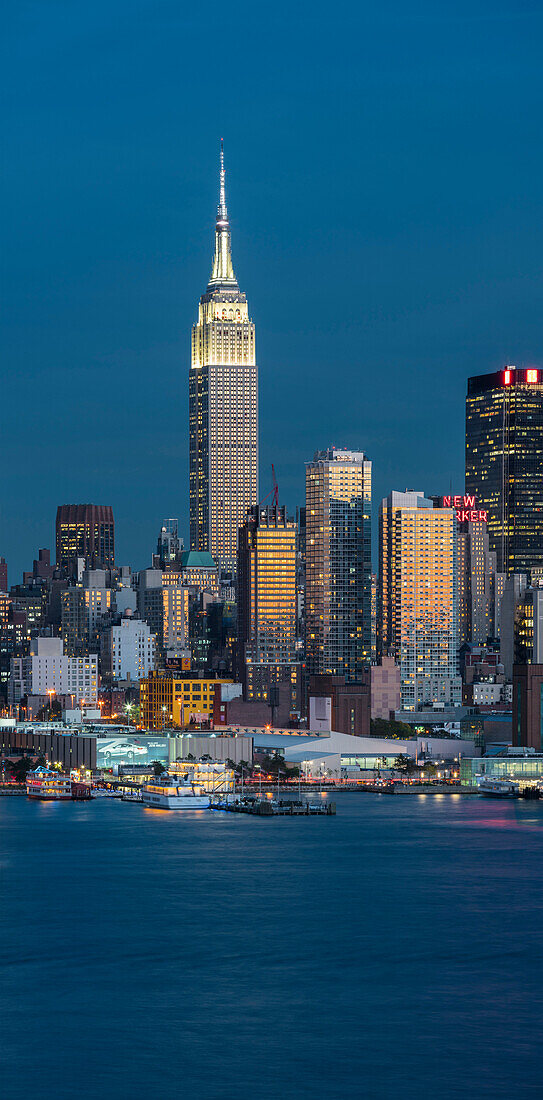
478 778 518 798
26 767 72 801
141 775 210 810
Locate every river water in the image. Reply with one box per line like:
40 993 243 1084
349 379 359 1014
1 792 542 1099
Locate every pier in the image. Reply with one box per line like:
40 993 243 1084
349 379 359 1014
210 797 336 816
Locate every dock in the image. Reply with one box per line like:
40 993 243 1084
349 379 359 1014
210 797 336 816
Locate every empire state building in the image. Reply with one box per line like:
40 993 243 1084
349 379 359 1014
189 143 259 576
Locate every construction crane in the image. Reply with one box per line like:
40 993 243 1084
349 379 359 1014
259 464 279 507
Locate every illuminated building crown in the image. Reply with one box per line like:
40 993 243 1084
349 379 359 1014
207 140 238 291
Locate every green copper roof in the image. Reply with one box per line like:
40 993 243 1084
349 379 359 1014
180 551 217 570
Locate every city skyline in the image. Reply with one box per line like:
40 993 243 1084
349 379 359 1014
3 3 543 578
3 8 543 1093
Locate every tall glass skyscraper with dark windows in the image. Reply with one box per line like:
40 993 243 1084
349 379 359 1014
189 143 258 577
465 366 543 577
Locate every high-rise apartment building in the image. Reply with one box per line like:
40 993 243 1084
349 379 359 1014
466 366 543 576
379 491 461 711
189 144 258 576
101 615 156 683
61 570 111 656
305 449 372 682
56 504 115 577
137 569 189 661
236 505 298 704
0 593 28 703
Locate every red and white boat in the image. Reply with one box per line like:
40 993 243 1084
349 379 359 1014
26 767 73 801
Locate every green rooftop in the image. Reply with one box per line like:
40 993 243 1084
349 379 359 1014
180 551 217 570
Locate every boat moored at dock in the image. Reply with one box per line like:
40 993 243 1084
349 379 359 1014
141 776 210 810
478 778 518 798
26 767 73 801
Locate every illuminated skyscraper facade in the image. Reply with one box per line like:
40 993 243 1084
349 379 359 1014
56 504 115 577
379 491 461 711
466 366 543 576
189 144 258 576
236 505 298 704
305 449 372 682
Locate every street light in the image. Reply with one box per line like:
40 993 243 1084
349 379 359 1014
46 688 56 724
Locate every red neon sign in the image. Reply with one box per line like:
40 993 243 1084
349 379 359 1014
442 496 488 523
504 369 512 385
527 369 539 383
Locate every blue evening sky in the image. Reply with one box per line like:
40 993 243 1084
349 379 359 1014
2 0 542 579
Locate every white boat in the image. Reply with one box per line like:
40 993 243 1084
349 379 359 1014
478 778 518 798
141 775 210 810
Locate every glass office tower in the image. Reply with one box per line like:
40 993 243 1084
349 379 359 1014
466 366 543 576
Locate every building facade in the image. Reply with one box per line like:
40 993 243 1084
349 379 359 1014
139 671 232 729
379 491 461 711
0 593 28 704
101 615 156 683
9 637 98 706
514 587 543 666
432 498 504 648
305 448 372 682
513 664 543 750
499 573 528 679
56 504 115 577
159 551 220 598
236 505 298 704
307 673 371 738
137 569 190 661
60 571 111 656
189 143 258 576
465 366 543 576
370 656 401 720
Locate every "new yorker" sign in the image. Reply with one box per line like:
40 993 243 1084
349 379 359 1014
442 495 488 523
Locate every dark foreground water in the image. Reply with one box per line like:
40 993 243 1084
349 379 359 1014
1 792 543 1100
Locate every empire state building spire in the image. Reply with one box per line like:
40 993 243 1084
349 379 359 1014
208 140 238 290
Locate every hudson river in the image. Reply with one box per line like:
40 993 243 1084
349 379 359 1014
1 793 542 1099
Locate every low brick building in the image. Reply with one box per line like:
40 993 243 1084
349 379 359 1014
307 673 371 737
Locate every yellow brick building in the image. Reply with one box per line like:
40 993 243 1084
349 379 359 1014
139 671 232 729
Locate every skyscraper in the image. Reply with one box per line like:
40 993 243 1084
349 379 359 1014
56 504 115 577
305 448 372 682
465 366 543 576
378 491 461 711
189 143 258 576
236 505 298 705
431 496 504 647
